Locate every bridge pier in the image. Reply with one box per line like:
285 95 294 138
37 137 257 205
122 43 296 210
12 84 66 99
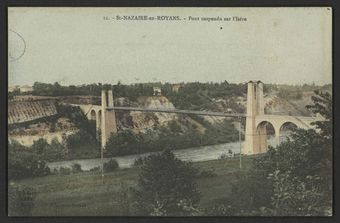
275 125 281 145
243 81 321 155
244 81 266 155
101 90 117 149
257 127 267 153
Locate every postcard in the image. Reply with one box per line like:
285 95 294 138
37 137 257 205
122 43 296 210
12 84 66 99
8 7 332 216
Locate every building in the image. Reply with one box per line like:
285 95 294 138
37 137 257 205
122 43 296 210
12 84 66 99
172 83 183 92
153 87 162 96
8 85 33 93
20 85 33 93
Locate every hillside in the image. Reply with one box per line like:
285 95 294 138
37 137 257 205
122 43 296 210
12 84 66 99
8 99 57 124
8 82 330 150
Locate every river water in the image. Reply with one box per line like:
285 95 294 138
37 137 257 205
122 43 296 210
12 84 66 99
47 138 278 171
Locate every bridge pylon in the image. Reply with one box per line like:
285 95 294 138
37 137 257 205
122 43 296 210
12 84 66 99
101 90 117 149
243 81 266 155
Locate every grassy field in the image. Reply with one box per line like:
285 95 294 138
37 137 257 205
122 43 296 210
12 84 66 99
9 156 255 216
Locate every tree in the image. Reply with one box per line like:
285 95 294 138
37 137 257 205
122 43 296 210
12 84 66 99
9 141 50 180
30 138 67 162
306 90 332 142
133 150 200 216
222 90 332 216
267 170 325 216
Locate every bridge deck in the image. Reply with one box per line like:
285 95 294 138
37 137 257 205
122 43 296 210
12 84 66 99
106 106 246 118
74 103 318 120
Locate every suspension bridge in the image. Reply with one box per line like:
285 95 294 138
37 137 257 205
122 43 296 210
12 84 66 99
75 81 323 155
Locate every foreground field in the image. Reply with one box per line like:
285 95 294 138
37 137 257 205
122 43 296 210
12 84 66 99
9 156 254 216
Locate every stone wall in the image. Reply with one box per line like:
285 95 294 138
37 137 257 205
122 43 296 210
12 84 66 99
8 99 57 124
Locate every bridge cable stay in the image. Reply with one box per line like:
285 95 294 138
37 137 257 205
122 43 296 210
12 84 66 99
103 83 249 171
101 82 305 172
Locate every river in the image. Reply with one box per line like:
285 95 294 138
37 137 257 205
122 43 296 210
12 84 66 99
47 138 278 171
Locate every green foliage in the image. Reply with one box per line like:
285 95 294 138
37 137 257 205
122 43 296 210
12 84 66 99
8 185 36 216
267 83 329 95
31 138 67 162
8 141 51 180
220 90 332 216
162 81 246 111
168 120 182 133
267 170 325 216
58 167 71 175
6 156 254 216
66 130 100 159
30 81 247 108
133 156 148 167
105 128 201 156
31 81 154 102
57 104 100 159
187 114 211 126
9 104 100 176
133 150 200 216
277 88 303 100
57 104 97 139
202 119 240 144
8 88 21 100
71 163 82 173
306 90 332 141
89 166 101 172
105 119 239 157
103 159 119 172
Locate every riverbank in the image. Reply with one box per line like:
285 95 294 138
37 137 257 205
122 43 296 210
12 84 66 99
48 141 245 170
9 156 255 216
47 138 278 171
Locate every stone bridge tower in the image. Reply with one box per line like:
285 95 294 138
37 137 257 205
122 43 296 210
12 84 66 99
244 81 266 155
101 90 117 149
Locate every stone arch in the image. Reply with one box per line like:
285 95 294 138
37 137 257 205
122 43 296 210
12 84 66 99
256 121 276 153
257 121 276 138
90 109 96 121
279 121 298 143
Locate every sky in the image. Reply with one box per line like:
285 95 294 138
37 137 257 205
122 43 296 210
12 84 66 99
8 7 332 86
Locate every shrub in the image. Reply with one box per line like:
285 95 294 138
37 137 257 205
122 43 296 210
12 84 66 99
89 166 101 172
66 130 100 159
133 156 148 167
219 154 228 159
103 159 119 172
71 163 82 173
59 167 71 175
